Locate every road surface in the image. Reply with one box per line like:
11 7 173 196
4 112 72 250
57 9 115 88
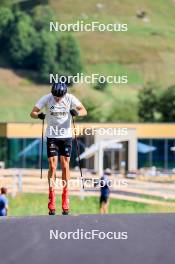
0 214 174 264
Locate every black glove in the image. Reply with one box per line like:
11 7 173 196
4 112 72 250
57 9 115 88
70 109 79 116
38 113 46 120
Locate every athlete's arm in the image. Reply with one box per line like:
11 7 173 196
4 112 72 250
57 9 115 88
70 94 87 117
30 94 49 119
76 104 87 117
30 106 41 119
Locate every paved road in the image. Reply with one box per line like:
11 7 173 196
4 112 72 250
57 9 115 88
0 214 175 264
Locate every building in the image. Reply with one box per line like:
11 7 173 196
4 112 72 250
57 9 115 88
0 123 174 171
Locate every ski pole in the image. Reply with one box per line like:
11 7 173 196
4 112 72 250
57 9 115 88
40 118 44 179
72 116 84 189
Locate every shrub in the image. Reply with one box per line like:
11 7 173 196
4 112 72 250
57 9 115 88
138 82 159 122
94 79 108 91
159 85 175 122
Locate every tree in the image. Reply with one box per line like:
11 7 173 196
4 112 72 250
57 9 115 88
0 7 13 38
32 5 55 31
58 34 83 76
16 0 49 12
35 30 58 82
159 85 175 122
0 7 83 84
138 82 159 122
9 12 37 67
0 0 12 7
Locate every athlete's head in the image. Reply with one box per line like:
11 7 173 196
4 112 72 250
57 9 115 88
1 187 7 194
51 82 67 98
104 168 111 176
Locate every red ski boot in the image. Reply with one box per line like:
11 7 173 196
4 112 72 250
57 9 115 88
62 187 69 215
48 187 56 215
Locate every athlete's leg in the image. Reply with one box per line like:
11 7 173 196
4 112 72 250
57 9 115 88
47 138 58 214
100 204 104 214
60 156 70 213
48 156 58 213
48 156 58 188
103 200 109 214
100 197 104 214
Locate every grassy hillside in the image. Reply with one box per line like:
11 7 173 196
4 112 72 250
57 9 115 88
50 0 175 86
0 0 175 122
0 69 50 122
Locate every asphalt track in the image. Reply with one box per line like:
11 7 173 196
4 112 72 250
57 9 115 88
0 214 175 264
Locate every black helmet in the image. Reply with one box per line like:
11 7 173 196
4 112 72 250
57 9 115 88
51 82 67 97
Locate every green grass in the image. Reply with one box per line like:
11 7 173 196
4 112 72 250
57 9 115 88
7 193 175 216
137 194 175 203
86 63 143 85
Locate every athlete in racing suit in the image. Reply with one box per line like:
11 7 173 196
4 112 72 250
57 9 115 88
30 82 87 215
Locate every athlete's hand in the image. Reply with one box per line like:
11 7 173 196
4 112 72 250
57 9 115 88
38 113 46 120
70 109 79 116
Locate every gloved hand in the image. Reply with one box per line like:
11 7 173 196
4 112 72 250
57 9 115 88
38 113 46 120
70 109 79 116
